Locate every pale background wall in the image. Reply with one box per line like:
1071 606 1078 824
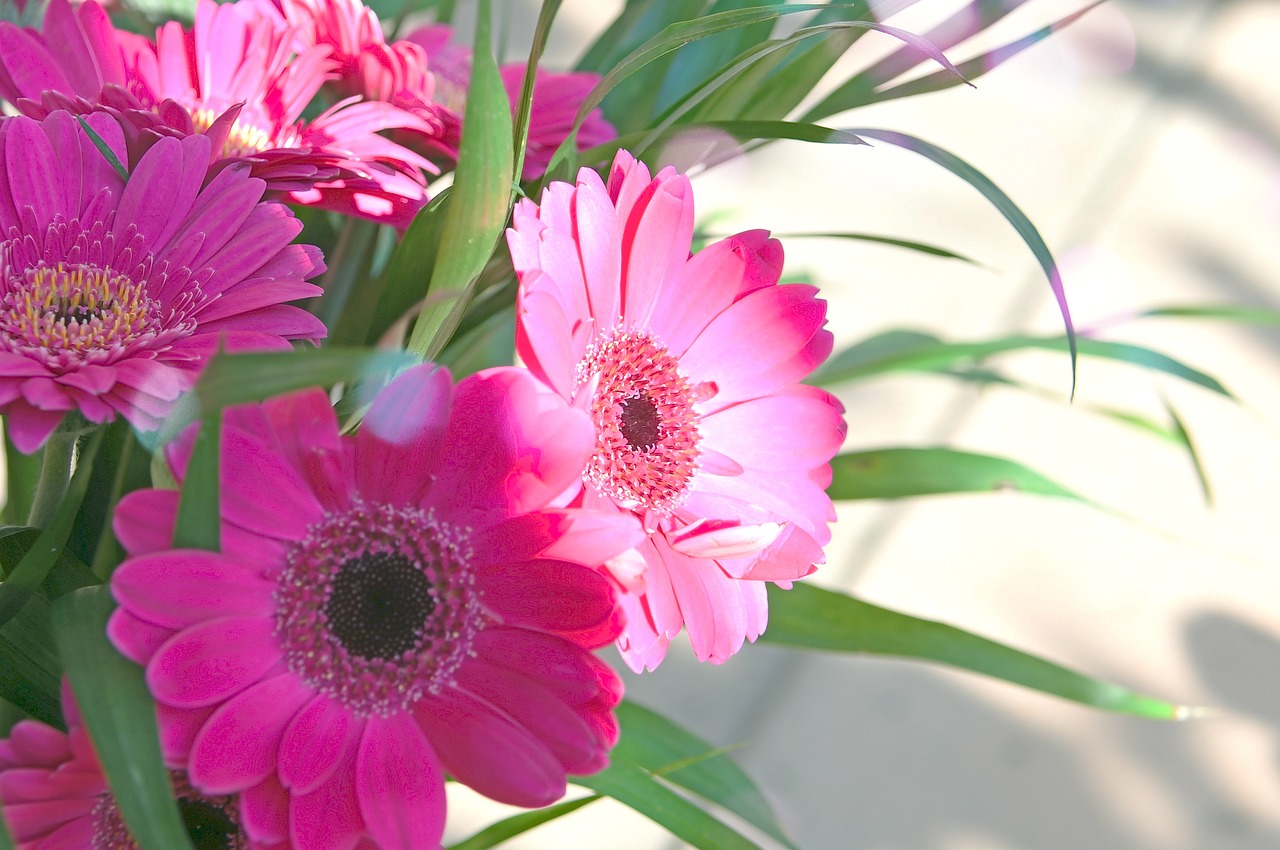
440 1 1280 847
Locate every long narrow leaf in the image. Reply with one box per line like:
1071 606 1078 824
405 0 514 360
511 0 564 182
0 595 62 727
845 129 1078 391
1 439 40 526
52 586 196 850
0 805 14 850
762 583 1194 718
0 429 103 628
827 446 1089 502
446 796 601 850
172 415 220 552
578 119 867 170
813 330 1228 397
602 701 801 850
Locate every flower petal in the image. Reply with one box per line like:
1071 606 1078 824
189 674 311 794
147 616 282 709
355 714 446 850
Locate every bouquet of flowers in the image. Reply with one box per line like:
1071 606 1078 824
0 0 1253 848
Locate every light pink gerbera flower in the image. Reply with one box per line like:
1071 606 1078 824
0 0 436 226
0 681 277 850
107 365 641 850
0 111 324 453
507 150 846 671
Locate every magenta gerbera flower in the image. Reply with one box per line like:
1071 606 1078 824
0 110 324 453
0 682 275 850
107 365 641 850
0 0 436 226
507 150 846 671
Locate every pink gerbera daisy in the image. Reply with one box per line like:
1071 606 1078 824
0 0 436 226
0 681 276 850
507 150 846 671
0 110 325 453
107 365 641 850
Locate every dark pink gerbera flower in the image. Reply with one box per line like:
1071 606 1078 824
0 0 437 226
0 111 324 452
0 682 277 849
108 365 641 850
272 0 614 180
507 150 846 671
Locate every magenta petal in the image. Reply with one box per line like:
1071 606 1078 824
415 687 564 808
355 364 452 506
111 489 179 555
355 714 446 850
219 425 325 540
479 559 617 635
106 608 176 666
156 704 215 767
189 674 310 794
291 752 363 850
279 695 362 796
240 773 290 845
147 616 281 709
112 550 275 629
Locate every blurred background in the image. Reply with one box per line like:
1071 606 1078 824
436 0 1280 847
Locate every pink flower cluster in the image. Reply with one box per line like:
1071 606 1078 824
0 2 844 848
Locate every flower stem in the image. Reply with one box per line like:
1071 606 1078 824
26 432 77 529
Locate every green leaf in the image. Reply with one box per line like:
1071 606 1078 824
762 583 1194 719
869 2 1106 105
1162 392 1213 506
0 429 103 629
511 0 564 183
75 115 128 180
827 446 1088 502
1136 304 1280 325
0 594 62 728
602 701 801 850
52 586 196 850
172 415 220 552
446 795 601 850
813 330 1230 398
405 0 514 360
436 304 516 380
653 0 776 117
578 119 867 170
2 432 42 526
702 230 980 264
844 129 1078 393
0 800 14 850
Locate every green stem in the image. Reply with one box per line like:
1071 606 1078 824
26 432 76 529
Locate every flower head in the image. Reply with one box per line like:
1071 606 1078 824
0 0 436 226
0 110 325 452
108 365 641 850
0 682 275 850
507 150 846 671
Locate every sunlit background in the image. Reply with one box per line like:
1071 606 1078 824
436 1 1280 847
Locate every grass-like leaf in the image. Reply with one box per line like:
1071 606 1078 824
511 0 564 183
0 429 103 628
172 415 220 552
1 438 41 526
762 583 1195 719
0 593 62 727
405 0 514 360
75 115 128 180
827 446 1089 503
813 330 1229 398
52 586 196 850
845 129 1078 393
603 701 802 850
578 119 867 170
446 795 601 850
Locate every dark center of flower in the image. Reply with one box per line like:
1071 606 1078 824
577 330 703 514
276 501 487 717
0 262 160 364
619 393 662 451
178 798 237 850
325 551 436 660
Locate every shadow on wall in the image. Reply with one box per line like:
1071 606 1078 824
623 616 1280 850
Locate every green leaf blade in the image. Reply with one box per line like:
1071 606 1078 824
827 446 1086 502
51 586 196 850
762 584 1191 719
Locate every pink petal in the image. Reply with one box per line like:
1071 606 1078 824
618 168 695 327
111 489 178 555
240 773 290 845
189 674 311 794
147 616 282 709
355 364 452 506
479 558 618 637
106 608 176 666
415 687 565 808
112 550 275 629
290 753 363 850
279 695 363 796
354 714 446 850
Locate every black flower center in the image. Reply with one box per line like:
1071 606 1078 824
619 393 661 451
325 551 435 660
178 798 236 850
